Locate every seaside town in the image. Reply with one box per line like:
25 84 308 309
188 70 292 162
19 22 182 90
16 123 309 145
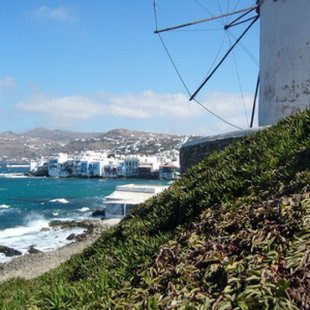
1 1 310 309
28 150 180 180
0 127 198 180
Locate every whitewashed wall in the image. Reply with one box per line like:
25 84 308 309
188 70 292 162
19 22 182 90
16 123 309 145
259 0 310 126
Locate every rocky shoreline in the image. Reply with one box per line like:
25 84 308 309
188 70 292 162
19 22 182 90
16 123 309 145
0 218 120 282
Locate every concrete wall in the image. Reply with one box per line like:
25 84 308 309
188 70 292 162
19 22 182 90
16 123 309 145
180 128 263 173
259 0 310 126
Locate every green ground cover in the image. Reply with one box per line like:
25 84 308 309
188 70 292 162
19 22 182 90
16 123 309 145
0 111 309 309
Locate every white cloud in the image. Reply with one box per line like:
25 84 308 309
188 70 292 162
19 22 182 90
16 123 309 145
103 91 203 119
202 91 253 129
16 90 254 134
0 76 15 89
17 91 202 126
0 76 15 95
33 6 76 21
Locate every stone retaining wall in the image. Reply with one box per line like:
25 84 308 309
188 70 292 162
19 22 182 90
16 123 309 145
180 128 264 173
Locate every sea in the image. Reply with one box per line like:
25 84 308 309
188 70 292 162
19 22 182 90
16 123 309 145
0 165 167 263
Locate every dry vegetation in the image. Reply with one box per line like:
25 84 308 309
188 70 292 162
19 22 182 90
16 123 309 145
0 111 309 309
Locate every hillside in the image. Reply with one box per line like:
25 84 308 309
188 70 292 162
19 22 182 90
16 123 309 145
23 128 101 142
0 128 196 161
0 111 309 309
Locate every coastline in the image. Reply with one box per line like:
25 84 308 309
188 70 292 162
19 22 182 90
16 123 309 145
0 218 120 282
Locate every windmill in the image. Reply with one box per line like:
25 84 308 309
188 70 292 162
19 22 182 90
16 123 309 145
153 0 310 130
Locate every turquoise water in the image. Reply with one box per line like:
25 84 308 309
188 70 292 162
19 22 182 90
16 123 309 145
0 167 167 262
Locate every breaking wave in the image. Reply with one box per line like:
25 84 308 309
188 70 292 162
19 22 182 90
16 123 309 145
79 207 90 212
0 204 10 209
49 198 70 204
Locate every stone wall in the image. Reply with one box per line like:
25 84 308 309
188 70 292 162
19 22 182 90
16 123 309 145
180 128 264 173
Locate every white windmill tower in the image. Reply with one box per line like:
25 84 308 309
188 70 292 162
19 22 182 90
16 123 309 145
258 0 310 126
154 0 310 171
154 0 310 128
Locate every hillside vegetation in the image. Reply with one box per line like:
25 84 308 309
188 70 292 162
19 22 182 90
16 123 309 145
0 128 193 162
0 111 310 309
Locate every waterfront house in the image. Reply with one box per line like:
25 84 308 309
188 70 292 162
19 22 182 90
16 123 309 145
159 164 179 180
47 153 68 177
103 184 169 219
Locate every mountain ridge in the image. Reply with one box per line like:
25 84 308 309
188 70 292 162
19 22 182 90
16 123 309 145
2 127 185 140
0 127 199 161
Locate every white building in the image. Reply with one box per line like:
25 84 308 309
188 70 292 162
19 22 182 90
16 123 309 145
88 161 104 177
47 153 69 177
79 151 108 177
103 184 169 219
159 164 179 180
103 159 119 178
43 151 180 179
138 155 161 171
123 157 139 177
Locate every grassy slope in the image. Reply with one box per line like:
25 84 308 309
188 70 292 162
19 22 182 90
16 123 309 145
0 111 309 309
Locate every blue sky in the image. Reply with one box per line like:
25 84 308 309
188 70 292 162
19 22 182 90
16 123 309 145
0 0 259 135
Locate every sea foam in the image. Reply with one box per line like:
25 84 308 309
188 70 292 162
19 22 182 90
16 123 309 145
0 173 28 179
0 214 85 263
0 217 49 239
79 207 90 212
0 204 10 209
49 198 70 204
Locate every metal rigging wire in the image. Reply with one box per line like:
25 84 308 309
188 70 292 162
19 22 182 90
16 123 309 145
224 7 257 29
226 32 249 127
230 0 242 20
190 16 259 101
194 0 218 18
156 31 243 130
203 31 227 79
226 29 259 66
156 33 191 97
192 0 226 31
250 72 260 128
152 0 260 131
154 5 258 34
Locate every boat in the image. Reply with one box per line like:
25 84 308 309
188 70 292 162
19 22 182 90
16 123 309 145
102 184 169 219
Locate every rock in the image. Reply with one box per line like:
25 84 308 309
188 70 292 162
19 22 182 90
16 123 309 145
28 246 41 254
66 233 76 241
0 245 22 257
77 219 96 229
49 220 78 229
49 219 98 230
92 209 105 217
76 220 96 237
40 227 50 232
75 233 87 242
